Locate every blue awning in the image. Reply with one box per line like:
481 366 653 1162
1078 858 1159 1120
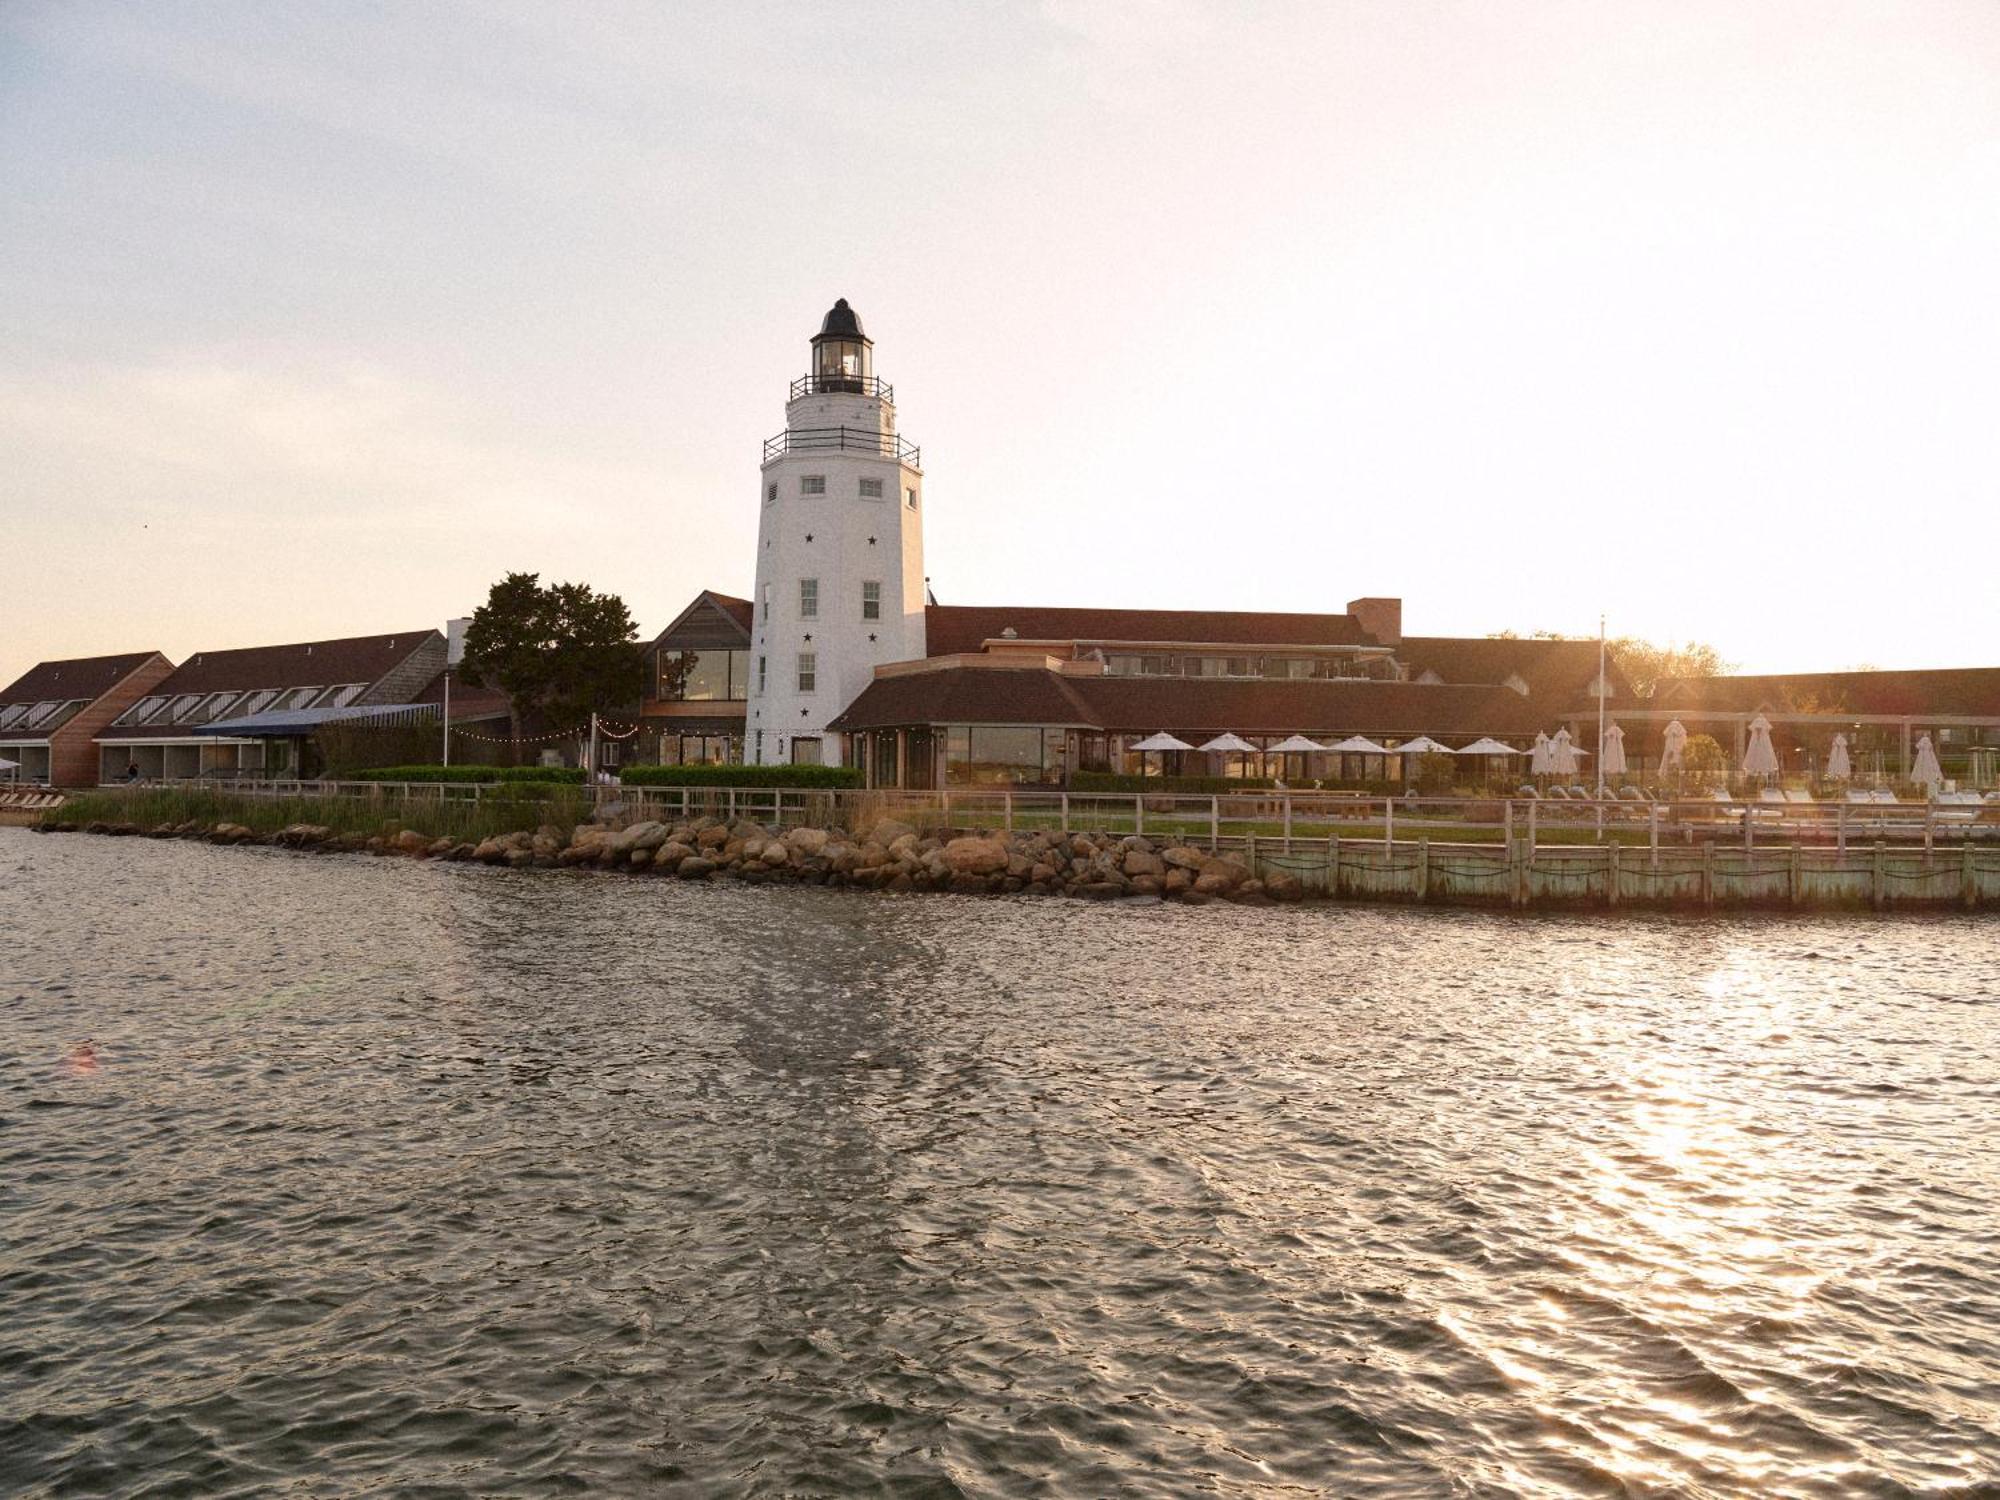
193 703 438 737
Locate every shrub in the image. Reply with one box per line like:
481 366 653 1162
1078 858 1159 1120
349 765 586 785
620 763 861 789
1069 772 1277 794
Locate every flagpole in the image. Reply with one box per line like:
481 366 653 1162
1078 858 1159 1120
1596 614 1607 798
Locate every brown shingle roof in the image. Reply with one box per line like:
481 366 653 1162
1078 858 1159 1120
924 604 1379 656
0 651 166 708
147 630 438 698
831 667 1546 738
1398 636 1622 702
1659 668 2000 719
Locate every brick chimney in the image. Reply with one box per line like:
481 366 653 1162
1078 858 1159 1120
1346 596 1402 646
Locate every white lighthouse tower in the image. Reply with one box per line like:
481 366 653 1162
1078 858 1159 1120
746 299 925 766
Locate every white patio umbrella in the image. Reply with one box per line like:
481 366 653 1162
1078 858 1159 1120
1266 733 1327 783
1197 731 1258 779
1129 730 1192 781
1325 735 1389 755
1742 714 1781 778
1395 736 1455 756
1911 733 1944 793
1600 722 1627 778
1659 719 1687 776
1825 733 1852 781
1551 727 1579 777
0 757 18 772
1454 738 1521 757
1529 731 1553 776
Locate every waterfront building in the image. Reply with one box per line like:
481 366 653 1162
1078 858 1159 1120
0 651 174 784
744 299 926 766
97 630 445 781
1639 668 2000 785
641 590 754 767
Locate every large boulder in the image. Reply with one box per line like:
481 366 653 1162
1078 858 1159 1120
784 827 829 857
1192 856 1250 896
943 836 1010 875
391 829 430 855
678 855 717 879
865 818 916 848
759 842 791 867
653 840 694 870
695 824 729 849
1263 870 1305 902
1121 850 1165 879
620 820 671 854
1162 845 1206 871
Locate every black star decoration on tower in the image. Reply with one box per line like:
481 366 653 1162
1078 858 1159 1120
804 533 813 542
867 536 876 546
868 633 877 642
803 633 812 642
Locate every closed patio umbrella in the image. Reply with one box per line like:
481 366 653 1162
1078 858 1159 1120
1911 733 1944 792
1129 730 1193 781
1659 719 1687 777
1529 732 1553 776
1742 714 1781 778
1600 722 1627 778
1551 728 1579 777
1825 733 1852 781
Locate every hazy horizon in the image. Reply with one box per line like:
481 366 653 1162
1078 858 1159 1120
4 0 1995 689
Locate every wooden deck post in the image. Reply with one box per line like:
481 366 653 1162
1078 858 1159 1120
1211 795 1219 847
1649 803 1659 869
1963 839 1976 910
1873 840 1886 910
1283 794 1292 852
1789 842 1802 907
1417 837 1430 902
1060 792 1069 834
1702 839 1714 909
1607 841 1619 908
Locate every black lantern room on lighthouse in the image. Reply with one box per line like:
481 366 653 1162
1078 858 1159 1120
811 298 874 393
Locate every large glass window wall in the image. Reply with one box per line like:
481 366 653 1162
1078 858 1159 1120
943 725 1065 785
658 649 749 701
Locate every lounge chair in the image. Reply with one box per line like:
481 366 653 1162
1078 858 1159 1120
1784 788 1815 804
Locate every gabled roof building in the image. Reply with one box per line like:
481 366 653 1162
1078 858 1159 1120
95 630 445 782
0 651 175 785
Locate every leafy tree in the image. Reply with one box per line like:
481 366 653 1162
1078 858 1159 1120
1680 732 1728 787
459 572 646 763
1485 629 1732 698
1608 638 1731 699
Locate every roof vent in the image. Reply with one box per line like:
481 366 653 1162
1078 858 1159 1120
1001 627 1018 639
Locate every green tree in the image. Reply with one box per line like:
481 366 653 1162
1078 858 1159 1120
459 572 646 764
1485 629 1732 698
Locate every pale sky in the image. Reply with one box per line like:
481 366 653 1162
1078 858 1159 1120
3 0 1996 688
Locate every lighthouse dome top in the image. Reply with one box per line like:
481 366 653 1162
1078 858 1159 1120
815 298 869 343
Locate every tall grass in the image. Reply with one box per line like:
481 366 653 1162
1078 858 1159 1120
48 785 595 844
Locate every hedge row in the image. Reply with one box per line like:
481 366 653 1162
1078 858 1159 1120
619 763 862 789
349 765 587 784
1069 772 1278 794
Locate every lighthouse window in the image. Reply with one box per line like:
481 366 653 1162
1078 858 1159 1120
858 477 883 499
905 486 918 509
797 653 817 693
861 581 881 620
757 656 767 693
799 578 818 618
766 483 777 504
800 474 825 496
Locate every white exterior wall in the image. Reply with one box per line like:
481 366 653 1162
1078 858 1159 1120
746 387 924 765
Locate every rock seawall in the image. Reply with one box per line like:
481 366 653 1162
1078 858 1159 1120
37 814 1304 905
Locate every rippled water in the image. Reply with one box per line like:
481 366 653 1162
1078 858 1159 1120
4 828 1999 1497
